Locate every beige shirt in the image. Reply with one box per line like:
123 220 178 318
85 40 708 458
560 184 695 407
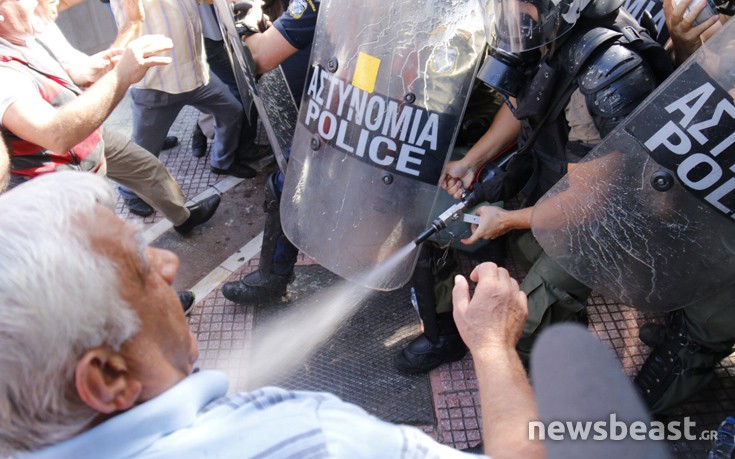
565 88 602 145
110 0 209 94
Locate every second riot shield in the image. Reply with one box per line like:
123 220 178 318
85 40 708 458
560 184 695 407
280 0 486 290
531 20 735 311
213 0 296 172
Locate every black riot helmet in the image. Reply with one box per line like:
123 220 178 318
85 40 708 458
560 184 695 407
479 0 625 52
475 0 622 97
479 0 588 53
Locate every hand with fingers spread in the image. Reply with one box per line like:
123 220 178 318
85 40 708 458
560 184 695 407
663 0 721 65
452 262 528 355
69 48 125 85
115 34 173 86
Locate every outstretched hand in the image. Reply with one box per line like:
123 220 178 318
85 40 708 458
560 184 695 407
73 48 124 85
452 262 527 356
115 34 173 86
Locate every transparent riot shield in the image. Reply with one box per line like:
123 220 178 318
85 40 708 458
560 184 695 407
531 20 735 311
280 0 486 290
213 0 296 172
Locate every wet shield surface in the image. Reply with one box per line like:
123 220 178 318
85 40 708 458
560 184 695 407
531 22 735 311
213 0 297 172
281 0 486 290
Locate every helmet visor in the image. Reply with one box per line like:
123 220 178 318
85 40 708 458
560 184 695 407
479 0 583 52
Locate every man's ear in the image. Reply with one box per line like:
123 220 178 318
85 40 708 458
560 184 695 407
75 347 142 414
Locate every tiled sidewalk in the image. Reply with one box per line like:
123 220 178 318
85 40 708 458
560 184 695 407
110 95 733 459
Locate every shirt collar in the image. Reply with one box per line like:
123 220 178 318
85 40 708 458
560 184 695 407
19 370 229 459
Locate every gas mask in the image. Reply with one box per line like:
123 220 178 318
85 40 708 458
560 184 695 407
476 0 586 101
476 46 540 98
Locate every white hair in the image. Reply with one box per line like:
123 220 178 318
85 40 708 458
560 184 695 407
0 171 140 453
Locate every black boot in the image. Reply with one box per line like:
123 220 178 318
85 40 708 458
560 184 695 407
394 312 467 373
178 291 196 316
394 245 466 373
222 173 297 304
634 310 730 414
638 322 667 348
191 125 207 158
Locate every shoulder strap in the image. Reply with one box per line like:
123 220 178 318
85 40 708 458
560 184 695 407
0 53 82 95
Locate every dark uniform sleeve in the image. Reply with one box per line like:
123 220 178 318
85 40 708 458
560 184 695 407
273 0 319 50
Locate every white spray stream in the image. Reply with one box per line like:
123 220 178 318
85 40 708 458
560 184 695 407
219 242 418 390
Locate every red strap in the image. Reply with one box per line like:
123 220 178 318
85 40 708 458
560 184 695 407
0 53 80 94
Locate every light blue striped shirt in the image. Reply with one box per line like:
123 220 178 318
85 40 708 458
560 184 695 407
20 370 488 458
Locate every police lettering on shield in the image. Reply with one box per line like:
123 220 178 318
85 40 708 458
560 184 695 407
301 62 456 185
632 63 735 222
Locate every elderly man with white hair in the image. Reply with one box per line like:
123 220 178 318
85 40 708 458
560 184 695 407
0 171 547 458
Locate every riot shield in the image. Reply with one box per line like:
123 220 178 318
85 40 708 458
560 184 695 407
280 0 486 290
531 20 735 311
213 0 297 172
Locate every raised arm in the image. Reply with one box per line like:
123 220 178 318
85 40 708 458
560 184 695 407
453 262 545 459
440 102 521 198
244 25 298 74
2 35 171 153
111 0 145 48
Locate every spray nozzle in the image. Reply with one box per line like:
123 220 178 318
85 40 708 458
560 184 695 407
413 197 479 245
413 147 519 246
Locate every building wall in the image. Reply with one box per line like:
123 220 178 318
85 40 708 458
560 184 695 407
56 0 118 55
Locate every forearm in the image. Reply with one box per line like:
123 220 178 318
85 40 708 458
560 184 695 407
475 349 544 459
244 27 297 74
111 0 144 48
504 207 533 232
112 22 141 48
463 104 521 170
57 70 129 147
7 69 129 153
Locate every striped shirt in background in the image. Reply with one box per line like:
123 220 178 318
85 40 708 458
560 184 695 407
109 0 210 94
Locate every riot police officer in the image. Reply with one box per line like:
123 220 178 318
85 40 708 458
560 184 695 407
441 0 672 361
633 0 733 415
221 0 319 304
